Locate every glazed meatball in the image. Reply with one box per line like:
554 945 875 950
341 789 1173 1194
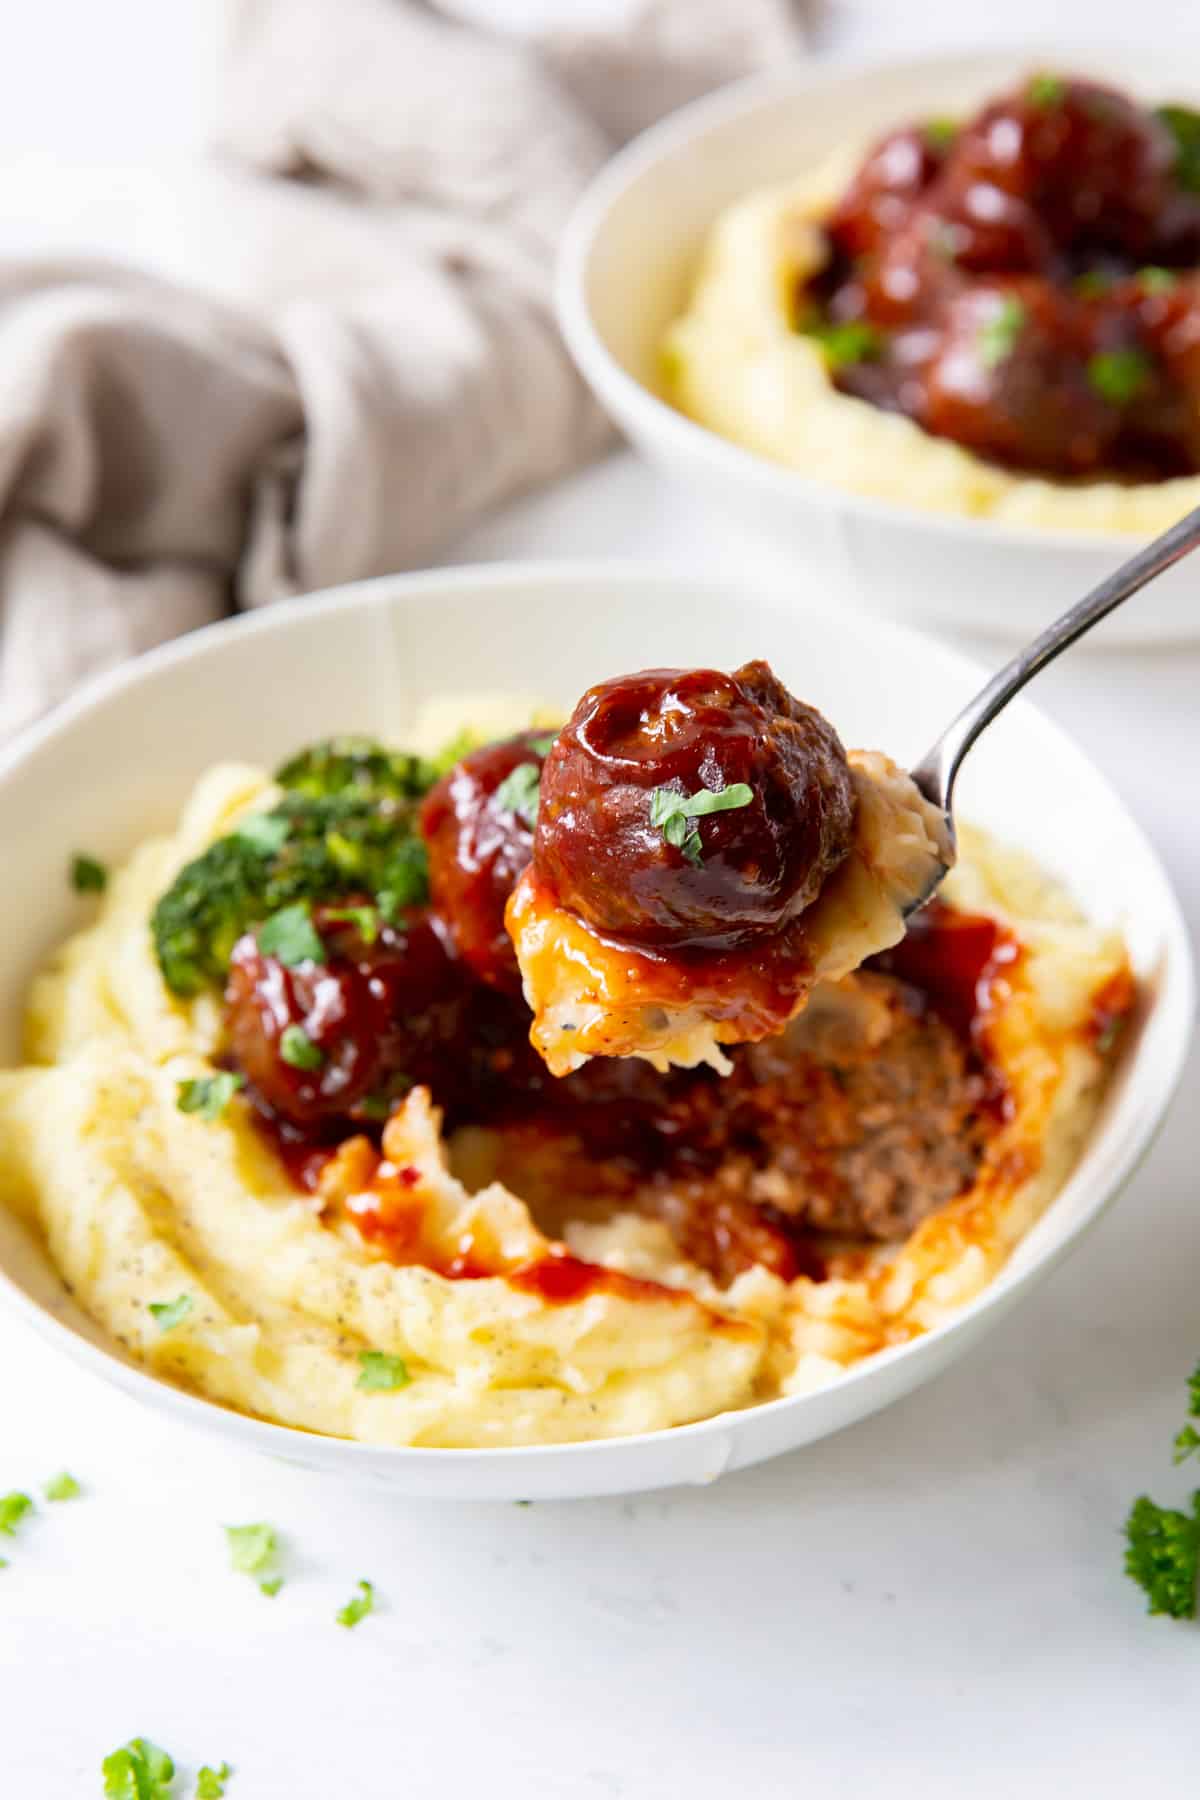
420 731 548 990
826 124 947 262
533 660 856 952
225 905 464 1129
916 279 1121 474
946 77 1174 259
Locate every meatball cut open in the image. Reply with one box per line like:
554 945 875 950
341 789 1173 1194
506 661 953 1077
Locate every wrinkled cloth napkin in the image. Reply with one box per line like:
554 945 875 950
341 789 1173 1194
0 0 805 738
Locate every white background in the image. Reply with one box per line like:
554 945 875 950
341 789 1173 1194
3 4 1199 1796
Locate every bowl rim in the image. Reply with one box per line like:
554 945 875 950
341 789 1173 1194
0 558 1193 1469
555 42 1200 557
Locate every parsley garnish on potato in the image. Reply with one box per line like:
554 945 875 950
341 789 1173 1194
356 1350 411 1392
148 1293 193 1333
176 1073 244 1122
1124 1359 1200 1618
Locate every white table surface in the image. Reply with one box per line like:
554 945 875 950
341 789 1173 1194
4 5 1200 1795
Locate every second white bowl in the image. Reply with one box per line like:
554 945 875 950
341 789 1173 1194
557 47 1200 644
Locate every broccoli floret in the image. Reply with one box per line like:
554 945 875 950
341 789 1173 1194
151 789 429 997
1124 1493 1200 1618
275 735 432 802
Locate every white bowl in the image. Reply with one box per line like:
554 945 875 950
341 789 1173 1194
557 47 1200 645
0 564 1191 1498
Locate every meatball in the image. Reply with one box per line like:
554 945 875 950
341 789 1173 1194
945 77 1174 259
225 904 464 1129
533 661 856 952
916 279 1121 474
420 731 547 990
826 124 947 262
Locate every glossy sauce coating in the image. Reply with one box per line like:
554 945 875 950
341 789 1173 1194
420 730 547 990
812 77 1200 477
534 660 855 951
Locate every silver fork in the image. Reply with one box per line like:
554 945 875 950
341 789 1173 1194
907 500 1200 912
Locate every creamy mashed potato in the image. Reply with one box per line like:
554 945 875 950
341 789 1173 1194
663 144 1200 535
0 763 1131 1448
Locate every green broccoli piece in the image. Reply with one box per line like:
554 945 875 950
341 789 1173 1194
274 735 432 802
151 790 429 997
1124 1493 1200 1618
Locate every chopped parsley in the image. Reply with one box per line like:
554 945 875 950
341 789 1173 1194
1027 72 1065 108
799 317 885 369
71 853 108 894
225 1521 283 1596
101 1738 176 1800
148 1293 193 1333
495 761 541 828
1138 266 1178 294
336 1578 375 1629
0 1492 33 1536
1073 270 1114 298
44 1472 81 1502
1087 346 1152 404
924 116 958 152
280 1024 323 1071
1125 1494 1200 1618
1124 1358 1200 1617
176 1072 244 1122
196 1765 233 1798
323 904 380 945
258 902 325 967
977 295 1025 370
648 781 753 866
1157 103 1200 194
356 1350 411 1392
231 812 289 855
529 733 558 757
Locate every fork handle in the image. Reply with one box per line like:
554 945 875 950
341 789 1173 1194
911 500 1200 813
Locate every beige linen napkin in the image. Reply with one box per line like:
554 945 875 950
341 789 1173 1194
0 0 805 739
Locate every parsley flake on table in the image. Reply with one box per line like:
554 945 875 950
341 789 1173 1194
101 1737 175 1800
44 1472 81 1502
977 295 1026 370
0 1492 33 1536
495 761 541 828
648 781 753 866
1124 1493 1200 1618
258 902 325 967
176 1072 244 1122
195 1762 233 1797
336 1578 376 1628
225 1521 283 1596
71 853 108 894
280 1023 323 1070
148 1293 193 1333
356 1350 411 1392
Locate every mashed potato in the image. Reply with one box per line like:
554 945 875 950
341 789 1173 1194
0 763 1131 1447
663 144 1200 535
